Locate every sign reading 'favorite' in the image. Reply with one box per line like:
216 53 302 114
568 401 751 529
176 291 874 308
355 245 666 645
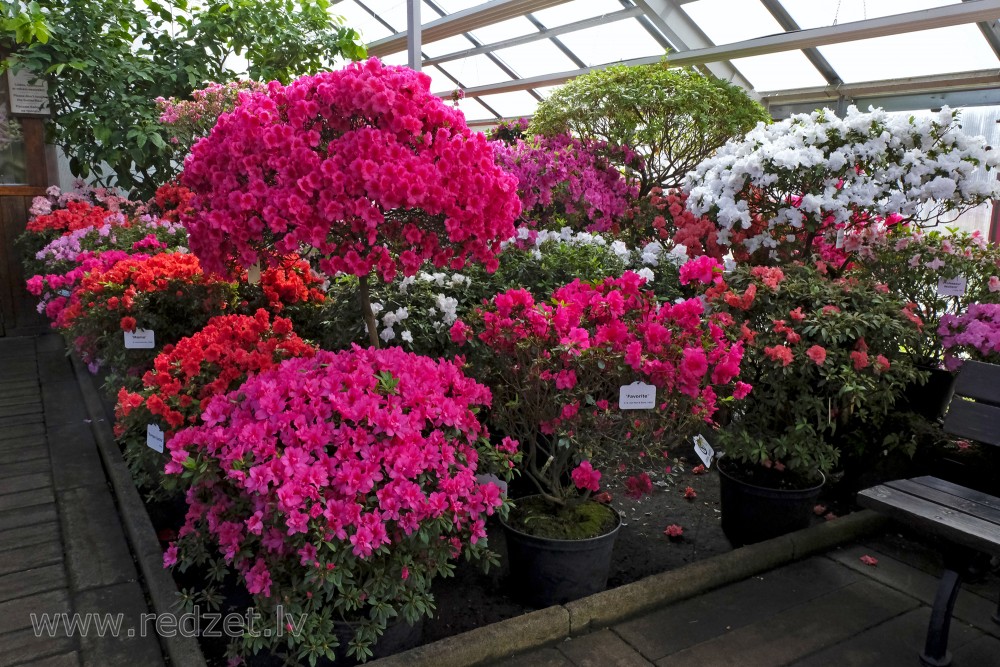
619 382 656 410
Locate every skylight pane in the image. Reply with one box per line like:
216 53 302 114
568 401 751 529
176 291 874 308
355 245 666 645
436 53 512 88
454 97 496 123
529 0 623 30
491 41 577 78
469 16 538 44
420 35 474 59
731 51 827 91
475 91 541 118
335 1 395 42
817 25 999 83
780 0 957 29
433 0 488 13
422 65 461 94
682 0 783 43
557 19 665 67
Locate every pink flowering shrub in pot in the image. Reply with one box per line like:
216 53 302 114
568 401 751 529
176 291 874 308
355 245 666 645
180 58 520 348
163 347 517 664
453 270 747 604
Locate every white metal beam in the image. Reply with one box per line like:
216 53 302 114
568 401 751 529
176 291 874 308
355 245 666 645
367 0 571 57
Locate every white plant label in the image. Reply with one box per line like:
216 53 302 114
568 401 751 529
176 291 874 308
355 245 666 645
124 329 155 349
619 382 656 410
146 423 165 453
693 434 715 468
937 275 967 297
247 262 262 285
835 229 845 249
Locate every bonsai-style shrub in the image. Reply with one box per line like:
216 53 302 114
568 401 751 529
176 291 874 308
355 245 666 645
685 106 1000 264
180 58 520 347
529 61 769 196
163 347 516 664
939 303 1000 370
857 227 1000 366
707 262 925 482
453 271 747 534
114 310 317 493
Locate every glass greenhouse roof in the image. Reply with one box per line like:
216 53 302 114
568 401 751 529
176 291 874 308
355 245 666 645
333 0 1000 125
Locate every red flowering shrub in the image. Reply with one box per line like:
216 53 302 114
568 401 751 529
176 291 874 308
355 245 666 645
26 200 115 235
163 347 517 663
59 252 236 378
114 310 317 491
454 271 746 511
238 255 326 313
148 182 195 222
181 58 520 344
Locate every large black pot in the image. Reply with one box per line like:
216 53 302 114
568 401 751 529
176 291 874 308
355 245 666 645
502 499 621 608
718 457 825 548
902 366 956 421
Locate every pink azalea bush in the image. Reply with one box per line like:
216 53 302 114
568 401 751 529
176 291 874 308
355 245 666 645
163 347 517 663
939 303 1000 370
453 270 746 509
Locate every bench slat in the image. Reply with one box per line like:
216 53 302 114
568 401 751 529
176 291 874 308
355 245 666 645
952 360 1000 406
885 478 1000 525
908 476 1000 517
942 398 1000 447
857 484 1000 555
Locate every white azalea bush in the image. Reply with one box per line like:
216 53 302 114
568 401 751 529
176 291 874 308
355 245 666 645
684 106 1000 262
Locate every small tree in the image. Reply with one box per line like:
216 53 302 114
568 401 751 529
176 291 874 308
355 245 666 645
529 60 770 196
180 58 521 347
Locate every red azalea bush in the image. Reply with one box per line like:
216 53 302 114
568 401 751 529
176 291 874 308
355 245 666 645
19 200 120 259
163 347 517 663
114 310 317 491
59 252 236 378
453 271 746 513
238 255 327 313
147 181 195 222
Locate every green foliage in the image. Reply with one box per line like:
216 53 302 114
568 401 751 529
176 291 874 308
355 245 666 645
529 60 770 196
0 1 50 45
3 0 365 198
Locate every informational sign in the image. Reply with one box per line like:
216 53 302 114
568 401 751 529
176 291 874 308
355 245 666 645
124 328 156 349
146 424 165 453
937 275 967 297
619 382 656 410
7 68 50 116
693 434 715 468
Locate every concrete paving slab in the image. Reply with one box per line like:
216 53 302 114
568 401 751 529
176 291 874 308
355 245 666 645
556 629 654 666
0 402 43 419
0 541 63 577
0 521 61 553
0 471 52 494
952 633 1000 666
0 588 72 634
0 412 44 429
19 652 81 667
0 564 68 603
614 557 861 661
0 627 77 667
789 607 987 667
0 393 42 409
40 386 89 427
73 582 165 667
0 423 47 442
493 647 575 667
0 503 56 532
46 423 105 491
0 441 48 464
0 487 55 512
58 485 137 592
0 457 50 479
654 579 919 667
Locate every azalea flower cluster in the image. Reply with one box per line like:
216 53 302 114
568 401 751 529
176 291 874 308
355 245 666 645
163 347 516 659
685 106 1000 258
453 270 746 507
939 303 1000 370
239 255 327 313
492 133 637 233
114 310 316 491
25 200 116 237
181 58 521 282
156 80 267 154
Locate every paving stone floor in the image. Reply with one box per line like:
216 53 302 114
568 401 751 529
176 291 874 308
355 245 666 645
491 532 1000 667
0 335 164 667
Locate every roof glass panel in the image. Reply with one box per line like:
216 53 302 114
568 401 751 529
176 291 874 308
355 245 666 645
334 1 394 42
491 40 578 78
529 0 624 30
422 65 463 93
779 0 957 28
433 0 488 13
420 34 474 59
468 15 538 44
475 90 541 118
730 51 827 91
817 25 1000 83
682 0 783 43
434 53 513 88
556 19 665 67
453 97 497 122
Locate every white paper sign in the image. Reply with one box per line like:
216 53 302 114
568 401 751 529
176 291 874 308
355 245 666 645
124 328 155 349
247 262 261 285
619 382 656 410
937 275 967 297
835 229 845 249
693 434 715 468
7 68 50 116
146 424 165 453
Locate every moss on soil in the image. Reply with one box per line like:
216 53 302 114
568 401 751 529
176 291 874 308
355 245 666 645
506 495 619 539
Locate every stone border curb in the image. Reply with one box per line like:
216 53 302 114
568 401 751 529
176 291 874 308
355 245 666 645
70 352 208 667
370 510 889 667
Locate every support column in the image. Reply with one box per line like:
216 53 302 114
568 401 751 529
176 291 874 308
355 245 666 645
407 0 422 71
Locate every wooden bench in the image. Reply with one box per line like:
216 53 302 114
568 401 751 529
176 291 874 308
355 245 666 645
858 360 1000 667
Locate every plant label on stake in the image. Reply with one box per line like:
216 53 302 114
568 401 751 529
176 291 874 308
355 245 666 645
835 229 845 249
124 329 155 349
693 434 714 468
247 262 262 285
937 275 967 297
619 381 656 410
146 423 164 453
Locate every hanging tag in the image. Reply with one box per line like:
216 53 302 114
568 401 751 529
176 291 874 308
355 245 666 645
124 329 155 349
619 381 656 410
937 275 967 297
247 262 262 285
146 423 165 453
693 434 714 468
835 229 845 249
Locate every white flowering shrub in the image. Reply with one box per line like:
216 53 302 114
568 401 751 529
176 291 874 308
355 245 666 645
684 106 1000 259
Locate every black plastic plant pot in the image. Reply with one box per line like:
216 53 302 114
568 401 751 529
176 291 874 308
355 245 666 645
717 457 825 548
501 499 622 608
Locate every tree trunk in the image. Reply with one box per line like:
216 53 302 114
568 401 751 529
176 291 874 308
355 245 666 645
358 275 380 349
